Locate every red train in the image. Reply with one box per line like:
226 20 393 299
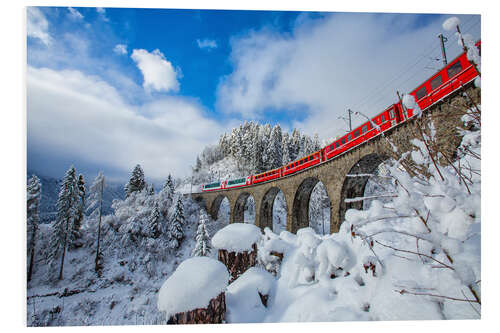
202 43 480 192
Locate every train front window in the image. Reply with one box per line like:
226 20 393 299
430 74 443 90
415 86 427 100
447 61 463 79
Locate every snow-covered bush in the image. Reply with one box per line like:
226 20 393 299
344 103 481 318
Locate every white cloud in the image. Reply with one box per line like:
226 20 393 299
96 7 109 21
131 49 180 93
27 66 222 180
113 44 128 55
197 38 218 50
217 13 480 139
67 7 84 21
27 7 51 46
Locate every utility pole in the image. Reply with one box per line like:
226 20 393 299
347 109 353 132
338 109 353 132
437 33 448 66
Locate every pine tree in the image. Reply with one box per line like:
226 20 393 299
267 124 283 169
194 155 202 172
169 198 185 249
70 174 86 248
124 164 146 197
50 166 80 280
147 202 162 239
291 128 301 161
282 132 291 165
87 172 105 273
148 183 155 196
27 175 41 282
192 211 211 257
158 175 175 223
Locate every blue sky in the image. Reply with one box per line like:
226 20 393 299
26 6 481 183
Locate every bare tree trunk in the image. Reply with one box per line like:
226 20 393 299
59 217 70 280
27 224 37 281
95 183 103 273
28 240 35 281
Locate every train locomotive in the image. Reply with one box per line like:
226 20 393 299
202 43 480 193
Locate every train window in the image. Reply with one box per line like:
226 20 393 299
430 74 443 90
347 134 353 141
300 160 303 165
389 109 395 119
335 142 339 148
447 61 462 79
341 138 345 144
362 125 368 133
415 86 427 100
381 114 386 122
295 162 298 167
353 130 359 138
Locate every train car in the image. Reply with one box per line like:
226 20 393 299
323 104 399 161
283 151 321 177
253 167 283 184
407 51 479 116
226 176 253 189
202 180 227 192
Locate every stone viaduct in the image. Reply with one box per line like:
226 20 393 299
190 86 480 234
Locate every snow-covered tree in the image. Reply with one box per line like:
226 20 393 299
49 166 80 280
70 174 86 248
267 124 283 170
87 172 105 273
158 175 175 219
124 164 146 197
27 174 41 281
192 210 211 257
168 198 185 249
147 202 162 239
282 132 291 165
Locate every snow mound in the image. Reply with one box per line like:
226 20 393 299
443 16 460 31
157 257 229 318
211 223 262 252
225 267 276 323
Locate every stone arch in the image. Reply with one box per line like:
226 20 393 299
292 177 320 233
192 196 207 212
309 181 331 235
210 194 230 221
259 187 286 232
232 192 255 224
338 153 389 223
